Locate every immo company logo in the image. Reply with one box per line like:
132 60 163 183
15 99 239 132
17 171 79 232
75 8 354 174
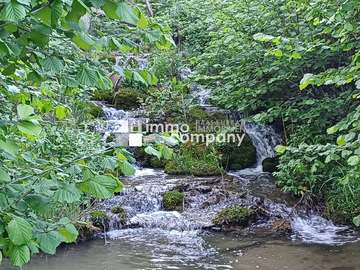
111 120 246 147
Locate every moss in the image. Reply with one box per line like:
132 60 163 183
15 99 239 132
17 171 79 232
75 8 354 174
149 156 167 168
111 206 128 224
113 88 146 110
164 143 223 176
163 191 184 210
75 222 101 242
213 206 254 226
218 135 256 170
92 89 113 102
92 88 146 111
87 102 103 118
90 210 108 219
90 210 109 230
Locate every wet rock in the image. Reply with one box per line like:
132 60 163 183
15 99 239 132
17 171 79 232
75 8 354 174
262 157 279 173
75 222 101 242
111 206 128 224
90 210 110 231
271 219 292 234
92 88 146 110
218 135 257 170
213 206 255 227
113 88 146 110
196 185 213 194
163 191 184 211
87 102 103 118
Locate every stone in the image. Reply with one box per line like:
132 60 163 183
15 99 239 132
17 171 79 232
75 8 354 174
262 157 279 173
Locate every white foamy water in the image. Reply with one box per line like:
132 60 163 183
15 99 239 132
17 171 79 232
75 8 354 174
291 215 359 245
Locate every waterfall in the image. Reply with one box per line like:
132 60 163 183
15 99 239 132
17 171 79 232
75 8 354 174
244 122 282 168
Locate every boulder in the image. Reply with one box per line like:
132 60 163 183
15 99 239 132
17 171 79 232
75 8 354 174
218 135 257 170
213 206 255 227
262 157 279 173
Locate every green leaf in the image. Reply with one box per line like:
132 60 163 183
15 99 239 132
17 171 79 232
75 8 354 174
8 245 30 267
273 49 283 58
0 168 11 183
327 126 338 135
290 52 302 59
103 0 118 19
33 6 51 26
72 32 95 50
17 104 34 120
54 105 71 120
0 1 26 22
253 33 274 42
347 156 359 166
336 135 346 146
77 65 97 85
119 160 135 176
17 120 42 137
0 250 2 264
36 231 63 255
275 145 287 155
53 183 82 203
116 2 139 25
144 145 161 159
160 145 173 160
7 217 33 245
0 140 18 157
79 175 120 199
58 223 78 243
0 39 13 58
145 29 161 43
299 73 314 90
65 0 88 24
353 215 360 227
137 12 148 29
133 71 147 85
40 56 64 74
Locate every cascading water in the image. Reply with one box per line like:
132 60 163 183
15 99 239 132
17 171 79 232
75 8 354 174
95 85 359 266
230 116 360 245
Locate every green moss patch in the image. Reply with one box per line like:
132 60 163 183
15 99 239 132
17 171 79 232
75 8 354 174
213 206 254 226
111 206 128 224
163 191 184 210
164 143 223 176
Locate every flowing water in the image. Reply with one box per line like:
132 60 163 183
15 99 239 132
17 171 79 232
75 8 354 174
5 98 360 270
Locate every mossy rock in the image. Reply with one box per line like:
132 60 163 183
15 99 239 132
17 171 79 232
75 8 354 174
92 89 113 102
164 143 223 176
92 88 146 111
163 191 184 210
218 135 256 170
186 106 228 132
87 103 103 118
149 156 167 168
113 88 146 110
262 157 279 173
213 206 254 226
111 206 128 224
90 210 109 230
75 222 101 242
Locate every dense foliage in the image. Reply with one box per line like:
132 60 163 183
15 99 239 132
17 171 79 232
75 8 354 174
153 0 360 224
0 0 173 266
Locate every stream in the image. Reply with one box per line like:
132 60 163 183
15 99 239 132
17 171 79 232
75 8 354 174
5 94 360 270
